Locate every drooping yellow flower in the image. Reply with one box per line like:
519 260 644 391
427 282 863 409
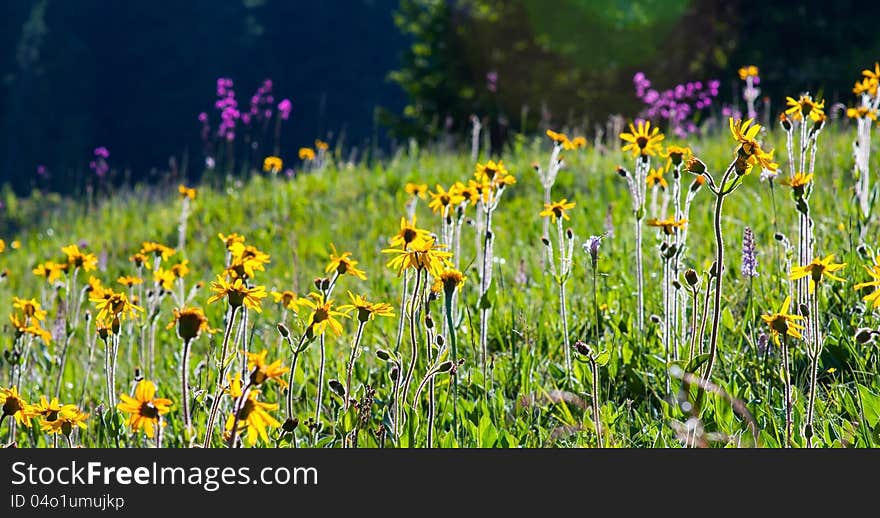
246 350 289 387
12 297 47 322
389 216 432 250
780 172 814 190
61 244 98 272
218 233 246 250
761 296 806 346
338 291 395 323
405 182 428 199
139 242 176 261
861 62 880 83
224 376 280 446
661 145 692 168
646 167 668 190
167 306 212 341
547 129 585 150
539 199 576 223
315 139 330 151
227 243 271 280
738 65 759 80
382 237 453 278
86 276 106 298
33 261 67 283
170 260 189 279
117 275 143 288
207 275 267 312
474 160 516 189
428 184 465 215
0 386 34 426
9 313 52 344
325 244 367 280
729 117 762 149
431 268 466 295
129 253 149 269
178 184 197 200
298 147 316 161
451 180 480 206
297 292 351 337
262 156 283 174
620 120 665 157
729 118 778 173
153 268 176 290
90 289 143 327
854 258 880 308
546 129 570 147
117 380 172 438
271 290 299 310
847 106 878 120
31 396 79 426
784 95 825 122
853 77 878 97
40 408 89 436
646 216 688 235
789 254 846 294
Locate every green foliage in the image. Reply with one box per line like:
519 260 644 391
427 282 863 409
1 120 879 448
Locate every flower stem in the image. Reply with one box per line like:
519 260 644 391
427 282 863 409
703 163 736 381
180 337 193 435
345 322 367 411
589 358 603 448
444 292 459 444
402 269 423 403
781 334 792 448
203 305 239 448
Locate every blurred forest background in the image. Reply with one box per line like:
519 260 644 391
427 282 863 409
1 0 877 195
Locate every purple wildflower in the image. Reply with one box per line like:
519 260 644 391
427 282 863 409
278 99 292 120
741 226 758 278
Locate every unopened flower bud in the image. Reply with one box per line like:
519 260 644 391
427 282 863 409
277 322 290 338
855 328 876 344
684 268 699 287
282 417 299 433
684 157 706 175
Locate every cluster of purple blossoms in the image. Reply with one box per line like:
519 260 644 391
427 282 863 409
741 226 759 278
633 72 720 138
244 78 274 126
277 98 292 120
486 70 498 93
215 77 239 142
89 147 110 178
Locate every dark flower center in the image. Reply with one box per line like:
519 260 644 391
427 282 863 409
139 402 160 420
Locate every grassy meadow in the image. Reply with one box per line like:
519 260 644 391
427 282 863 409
1 112 880 449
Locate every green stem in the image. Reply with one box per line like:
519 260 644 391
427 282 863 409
345 322 367 411
203 305 239 448
444 291 459 444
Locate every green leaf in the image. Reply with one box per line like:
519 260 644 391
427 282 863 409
478 282 495 310
721 307 735 332
594 350 610 367
857 384 880 428
686 354 711 373
478 412 497 447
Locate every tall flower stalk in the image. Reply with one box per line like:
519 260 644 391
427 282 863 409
696 118 778 381
762 296 805 448
789 255 846 447
849 63 880 227
619 120 665 333
779 94 826 319
472 161 515 391
541 199 577 381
